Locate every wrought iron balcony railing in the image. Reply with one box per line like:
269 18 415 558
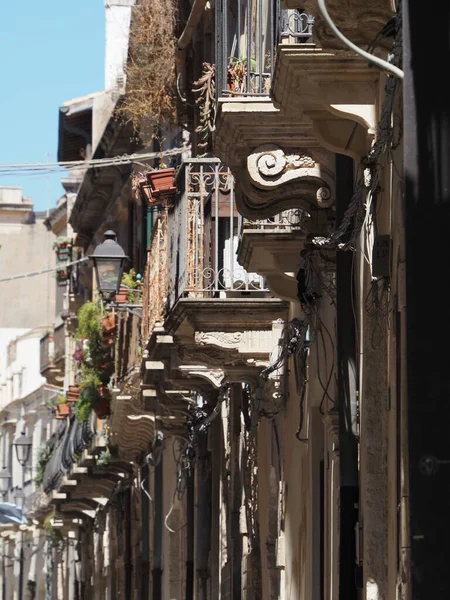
142 209 168 340
170 159 267 302
216 0 314 99
141 159 270 339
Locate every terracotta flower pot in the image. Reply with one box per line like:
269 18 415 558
146 168 177 201
115 286 128 304
93 397 111 419
66 385 80 403
55 403 70 419
101 314 116 332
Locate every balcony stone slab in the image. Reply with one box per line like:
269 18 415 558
272 45 379 159
215 98 337 219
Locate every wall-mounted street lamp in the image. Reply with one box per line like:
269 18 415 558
13 432 32 468
0 467 11 499
89 230 128 301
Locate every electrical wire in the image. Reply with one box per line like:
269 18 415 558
0 148 186 177
0 257 88 283
317 0 404 79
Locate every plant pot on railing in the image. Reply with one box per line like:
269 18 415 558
114 286 129 304
53 237 73 262
66 384 80 403
144 168 177 203
55 403 70 419
101 314 116 333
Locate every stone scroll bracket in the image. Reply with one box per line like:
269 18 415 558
247 143 335 209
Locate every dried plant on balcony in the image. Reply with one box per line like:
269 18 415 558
192 63 216 156
121 0 178 128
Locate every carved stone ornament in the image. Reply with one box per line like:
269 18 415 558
181 368 225 389
242 144 335 218
178 346 247 369
302 0 395 51
194 331 243 349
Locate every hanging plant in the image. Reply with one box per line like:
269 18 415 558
192 62 216 156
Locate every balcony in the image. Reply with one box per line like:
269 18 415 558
213 0 387 219
40 323 65 386
141 159 288 396
42 415 129 520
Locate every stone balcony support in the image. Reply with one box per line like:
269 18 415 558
215 41 382 221
141 298 289 425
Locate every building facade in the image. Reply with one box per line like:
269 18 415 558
22 0 417 600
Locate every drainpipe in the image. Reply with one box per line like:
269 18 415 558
152 458 163 600
335 154 358 600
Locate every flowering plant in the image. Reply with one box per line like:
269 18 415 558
72 339 86 368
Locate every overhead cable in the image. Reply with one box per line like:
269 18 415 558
317 0 404 80
0 257 88 283
0 148 186 177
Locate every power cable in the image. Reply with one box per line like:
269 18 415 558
0 257 88 283
317 0 404 79
0 148 186 177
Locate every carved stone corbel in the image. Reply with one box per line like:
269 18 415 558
247 144 335 208
235 144 336 219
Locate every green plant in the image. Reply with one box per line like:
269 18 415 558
52 236 72 251
75 301 105 368
56 394 66 405
121 269 140 303
96 447 111 467
73 368 101 423
34 441 53 487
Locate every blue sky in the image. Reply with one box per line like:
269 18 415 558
0 1 105 211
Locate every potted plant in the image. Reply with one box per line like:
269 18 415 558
146 168 177 200
115 269 141 304
226 56 257 95
55 396 70 419
66 384 80 403
101 313 116 333
74 369 112 422
53 236 72 261
56 267 69 286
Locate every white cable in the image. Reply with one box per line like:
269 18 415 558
0 257 88 283
317 0 404 80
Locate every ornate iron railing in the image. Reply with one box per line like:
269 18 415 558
166 159 267 305
142 208 168 341
42 416 94 494
216 0 314 99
